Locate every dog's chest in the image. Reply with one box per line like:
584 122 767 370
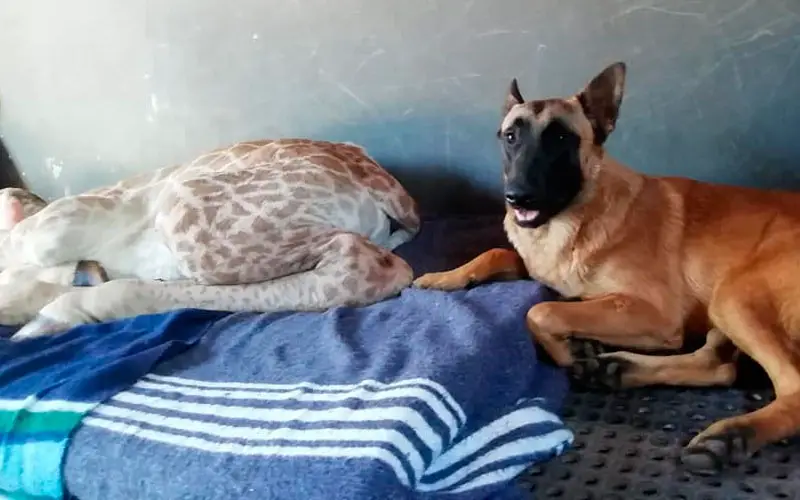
504 214 587 297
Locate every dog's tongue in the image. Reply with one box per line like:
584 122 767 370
514 208 539 223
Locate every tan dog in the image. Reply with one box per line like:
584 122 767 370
414 61 800 474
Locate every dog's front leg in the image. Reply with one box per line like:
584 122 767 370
526 293 682 367
413 248 527 291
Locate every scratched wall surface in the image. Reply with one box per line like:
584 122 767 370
0 0 798 214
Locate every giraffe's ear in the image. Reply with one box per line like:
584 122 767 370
0 197 24 230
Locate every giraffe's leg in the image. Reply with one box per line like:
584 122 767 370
0 261 109 325
0 281 72 325
12 233 412 340
386 228 416 251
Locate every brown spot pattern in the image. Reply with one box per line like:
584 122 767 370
9 138 419 310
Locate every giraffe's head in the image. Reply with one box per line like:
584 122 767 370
0 188 48 231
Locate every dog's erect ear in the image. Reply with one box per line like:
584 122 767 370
577 62 627 145
503 78 524 117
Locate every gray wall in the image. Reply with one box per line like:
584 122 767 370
1 0 799 215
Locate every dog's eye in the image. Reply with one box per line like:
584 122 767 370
504 131 516 144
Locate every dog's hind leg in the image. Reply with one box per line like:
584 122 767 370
571 328 739 390
680 274 800 475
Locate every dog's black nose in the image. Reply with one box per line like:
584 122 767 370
504 190 534 207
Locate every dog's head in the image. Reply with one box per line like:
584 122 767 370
498 61 627 228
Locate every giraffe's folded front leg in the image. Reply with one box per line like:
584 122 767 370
11 232 417 340
0 261 90 327
10 288 98 340
11 315 74 340
11 287 106 341
8 260 111 339
0 280 71 327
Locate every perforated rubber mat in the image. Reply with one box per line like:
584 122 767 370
518 354 796 499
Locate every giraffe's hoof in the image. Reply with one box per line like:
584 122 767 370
11 315 72 341
569 354 629 391
73 260 110 287
680 426 754 475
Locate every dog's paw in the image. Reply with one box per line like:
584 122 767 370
569 338 609 359
412 272 469 291
569 354 630 391
680 426 754 475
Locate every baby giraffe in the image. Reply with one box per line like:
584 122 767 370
0 139 420 340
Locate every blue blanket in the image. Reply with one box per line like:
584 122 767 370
4 281 572 500
0 309 230 499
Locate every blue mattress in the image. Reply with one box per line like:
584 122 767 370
43 216 573 500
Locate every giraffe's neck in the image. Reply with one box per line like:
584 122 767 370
71 196 185 281
2 191 185 281
0 231 13 269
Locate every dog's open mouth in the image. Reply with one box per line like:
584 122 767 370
513 208 541 227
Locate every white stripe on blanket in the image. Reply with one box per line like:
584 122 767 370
133 379 460 439
83 417 416 486
110 391 449 455
425 403 563 474
0 397 94 413
419 430 573 492
92 404 428 477
144 374 467 423
87 381 571 493
445 435 571 494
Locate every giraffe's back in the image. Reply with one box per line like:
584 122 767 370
152 139 420 284
2 138 418 287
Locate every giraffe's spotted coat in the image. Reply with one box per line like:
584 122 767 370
0 139 421 339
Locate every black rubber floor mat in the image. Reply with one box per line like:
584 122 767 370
517 382 800 500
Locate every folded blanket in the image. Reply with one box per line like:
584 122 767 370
64 281 573 500
0 309 230 499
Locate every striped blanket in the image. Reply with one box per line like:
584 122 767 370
0 309 229 499
4 281 572 500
